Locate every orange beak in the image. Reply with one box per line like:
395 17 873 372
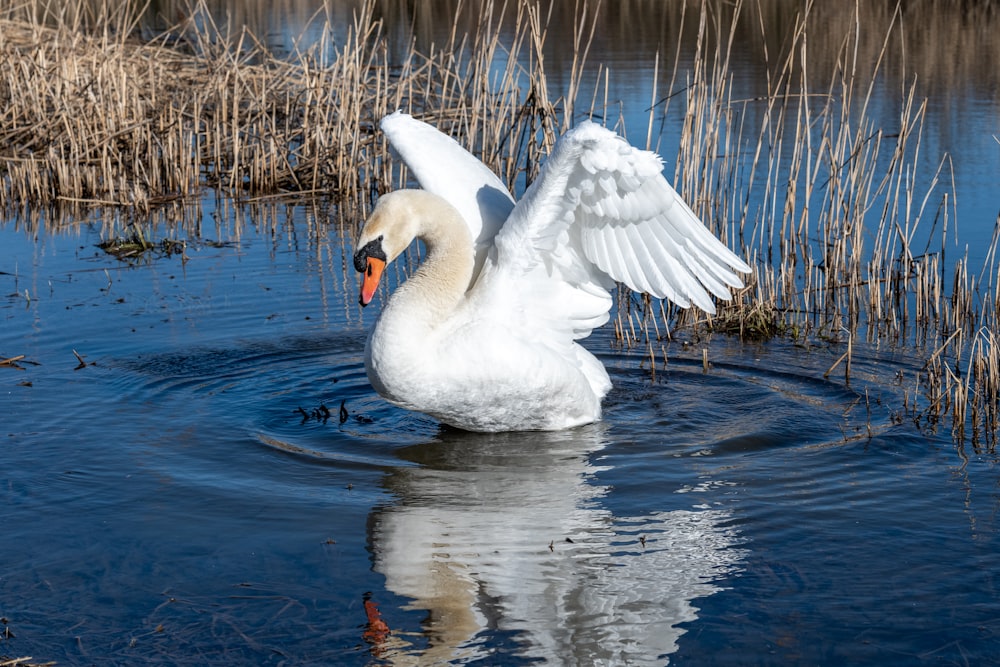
360 256 386 306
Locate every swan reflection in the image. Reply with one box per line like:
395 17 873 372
369 425 744 665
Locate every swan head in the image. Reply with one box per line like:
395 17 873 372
354 190 476 307
353 190 431 306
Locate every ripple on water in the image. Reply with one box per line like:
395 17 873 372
94 330 419 497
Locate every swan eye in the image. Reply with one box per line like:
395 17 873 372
353 235 386 272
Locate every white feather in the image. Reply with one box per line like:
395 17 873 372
357 113 751 432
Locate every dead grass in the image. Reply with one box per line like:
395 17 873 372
0 658 56 667
611 0 1000 448
2 0 1000 447
0 0 568 216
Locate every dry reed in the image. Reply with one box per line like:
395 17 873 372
0 0 568 215
2 0 1000 448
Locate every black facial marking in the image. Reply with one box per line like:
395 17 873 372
353 235 386 272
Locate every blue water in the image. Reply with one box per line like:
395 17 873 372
3 208 999 665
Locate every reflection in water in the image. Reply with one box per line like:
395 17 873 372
369 426 745 665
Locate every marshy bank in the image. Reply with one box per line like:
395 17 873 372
1 0 999 447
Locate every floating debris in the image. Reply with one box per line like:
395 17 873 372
362 593 391 647
296 404 331 423
296 400 372 425
0 658 57 667
98 235 188 261
72 349 94 370
97 230 154 259
0 355 26 368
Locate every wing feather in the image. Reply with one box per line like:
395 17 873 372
381 114 750 348
625 224 665 296
380 111 515 275
482 120 749 333
641 222 702 309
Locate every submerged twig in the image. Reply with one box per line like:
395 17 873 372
72 349 92 370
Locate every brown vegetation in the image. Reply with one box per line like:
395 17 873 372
1 0 999 447
0 0 570 214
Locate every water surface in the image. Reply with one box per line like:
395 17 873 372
3 207 999 665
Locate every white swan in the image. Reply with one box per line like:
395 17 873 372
354 111 750 432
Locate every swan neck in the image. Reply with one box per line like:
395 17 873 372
392 201 474 325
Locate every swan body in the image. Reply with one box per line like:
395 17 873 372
355 111 751 432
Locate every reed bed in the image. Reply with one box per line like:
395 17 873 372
0 0 566 215
0 4 357 211
2 0 1000 447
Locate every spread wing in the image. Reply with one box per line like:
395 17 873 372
476 120 752 341
380 111 515 274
